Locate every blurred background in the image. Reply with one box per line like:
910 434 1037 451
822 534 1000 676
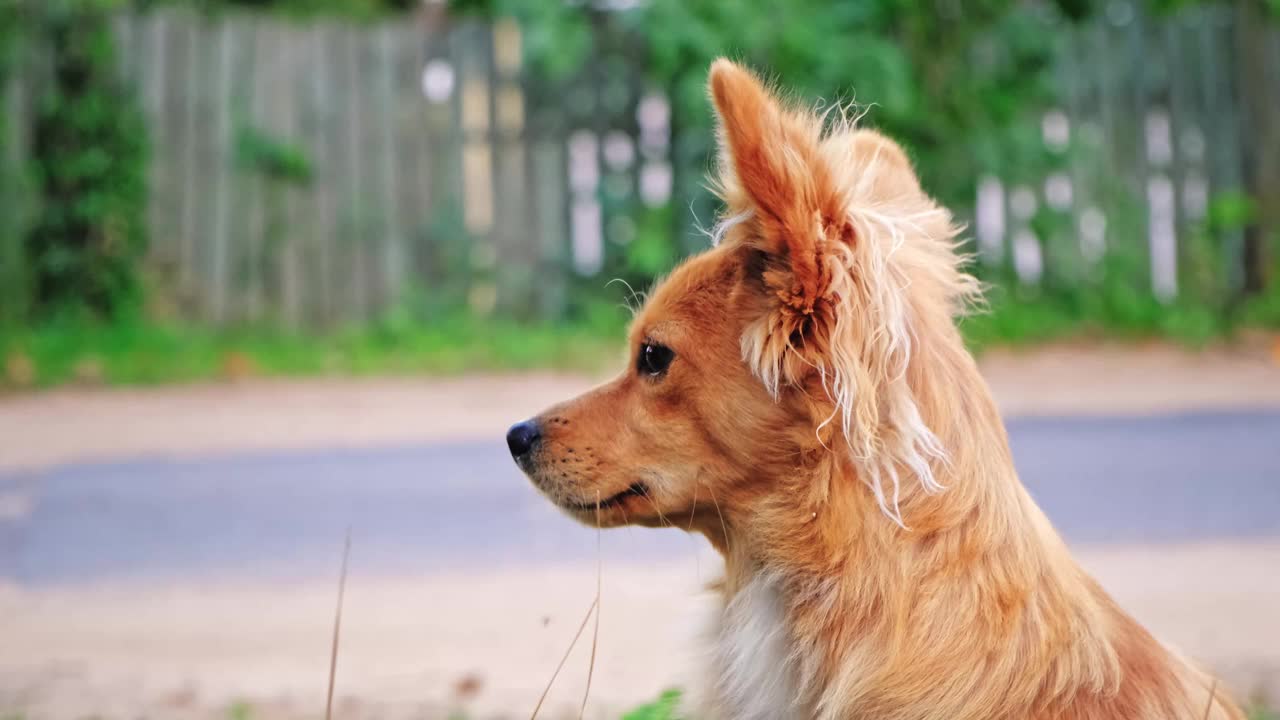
0 0 1278 718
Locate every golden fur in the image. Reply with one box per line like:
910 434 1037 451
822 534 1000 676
512 59 1244 720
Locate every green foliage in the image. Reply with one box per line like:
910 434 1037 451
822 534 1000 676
961 192 1279 350
1206 191 1258 233
1247 702 1280 720
457 0 1278 347
135 0 416 19
625 205 682 278
1178 191 1257 310
24 0 149 319
962 286 1226 349
229 123 313 311
0 0 28 325
235 124 313 186
1147 0 1280 17
458 0 1082 330
622 689 684 720
225 700 253 720
468 0 1070 216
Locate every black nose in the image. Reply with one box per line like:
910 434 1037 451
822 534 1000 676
506 419 542 460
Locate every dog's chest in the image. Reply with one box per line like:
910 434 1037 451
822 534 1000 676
707 575 804 719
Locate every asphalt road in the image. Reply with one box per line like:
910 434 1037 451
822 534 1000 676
1 411 1277 586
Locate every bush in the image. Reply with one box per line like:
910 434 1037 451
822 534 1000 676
0 0 26 324
24 0 149 319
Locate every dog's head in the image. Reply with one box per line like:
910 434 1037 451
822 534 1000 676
507 60 979 536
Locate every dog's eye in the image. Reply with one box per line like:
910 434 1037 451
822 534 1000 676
637 342 675 377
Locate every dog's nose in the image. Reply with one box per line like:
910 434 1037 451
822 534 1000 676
506 419 542 460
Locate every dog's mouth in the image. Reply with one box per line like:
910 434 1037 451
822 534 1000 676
561 482 649 512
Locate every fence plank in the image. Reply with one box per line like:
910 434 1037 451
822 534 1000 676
209 20 236 322
175 14 200 305
531 139 568 317
192 19 220 321
339 26 367 323
491 19 531 314
278 24 306 330
374 24 405 309
227 16 260 323
313 23 342 326
141 13 172 270
1203 9 1246 290
391 24 427 294
358 25 388 315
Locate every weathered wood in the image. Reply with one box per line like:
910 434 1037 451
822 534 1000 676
337 26 368 320
279 25 305 330
209 19 236 322
305 22 338 327
191 20 220 321
375 24 405 308
240 18 268 323
530 139 568 317
175 14 200 303
142 12 171 270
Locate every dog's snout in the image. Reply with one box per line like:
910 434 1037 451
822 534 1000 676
506 419 542 460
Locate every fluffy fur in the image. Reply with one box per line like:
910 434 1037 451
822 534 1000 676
512 59 1244 720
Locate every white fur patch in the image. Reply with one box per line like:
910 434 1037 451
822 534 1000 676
708 208 754 247
708 575 803 719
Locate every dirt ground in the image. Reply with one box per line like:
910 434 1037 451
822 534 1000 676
2 542 1278 719
1 342 1278 718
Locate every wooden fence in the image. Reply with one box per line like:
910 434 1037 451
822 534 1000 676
1 5 1277 328
1002 2 1280 302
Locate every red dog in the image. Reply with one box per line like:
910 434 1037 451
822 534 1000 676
507 59 1245 720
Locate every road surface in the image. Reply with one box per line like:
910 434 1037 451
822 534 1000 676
2 410 1277 586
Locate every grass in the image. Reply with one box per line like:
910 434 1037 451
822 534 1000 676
960 277 1280 351
621 689 684 719
2 281 1278 390
0 311 628 389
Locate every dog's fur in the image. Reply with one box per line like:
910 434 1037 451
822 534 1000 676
511 59 1244 720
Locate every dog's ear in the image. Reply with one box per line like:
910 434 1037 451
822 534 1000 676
707 58 851 315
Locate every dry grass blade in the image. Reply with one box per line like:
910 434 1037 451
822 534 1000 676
325 528 352 720
578 497 604 720
1201 678 1218 720
530 597 598 720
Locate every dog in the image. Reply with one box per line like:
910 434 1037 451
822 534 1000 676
506 59 1245 720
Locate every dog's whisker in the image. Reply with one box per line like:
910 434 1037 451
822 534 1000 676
704 480 730 554
688 480 703 582
636 485 669 527
605 277 645 316
618 503 634 533
688 481 700 532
